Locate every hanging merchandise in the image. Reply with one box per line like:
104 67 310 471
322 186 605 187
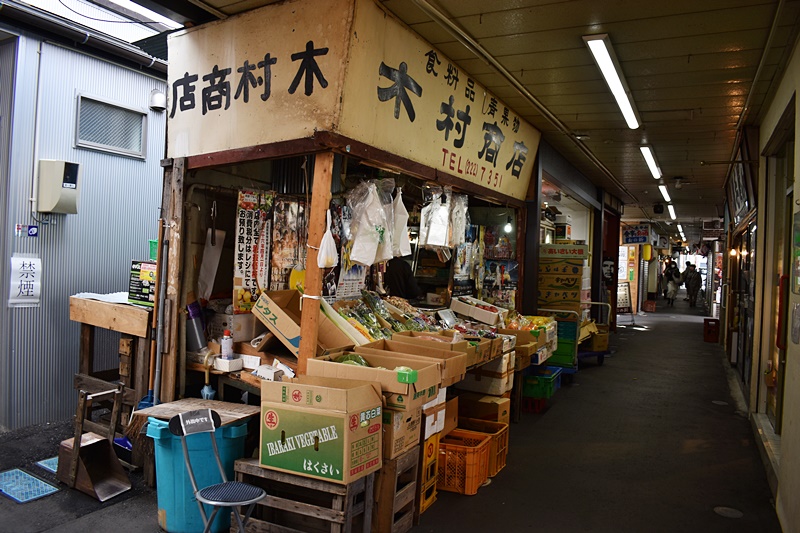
376 179 396 263
347 181 392 266
426 187 451 248
270 197 306 291
318 209 339 268
449 194 469 248
392 187 412 257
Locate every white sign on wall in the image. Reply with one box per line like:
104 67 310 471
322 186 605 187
9 254 42 307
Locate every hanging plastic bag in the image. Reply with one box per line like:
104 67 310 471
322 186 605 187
375 179 396 264
318 210 339 268
392 187 412 257
426 187 451 247
449 194 469 247
348 182 390 266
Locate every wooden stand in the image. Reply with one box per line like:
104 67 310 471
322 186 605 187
373 447 418 533
234 458 374 533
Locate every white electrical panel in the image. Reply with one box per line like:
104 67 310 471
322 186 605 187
38 160 80 214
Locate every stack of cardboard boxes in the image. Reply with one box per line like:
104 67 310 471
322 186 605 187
538 244 591 368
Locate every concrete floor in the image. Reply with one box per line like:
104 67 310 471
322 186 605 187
0 293 781 532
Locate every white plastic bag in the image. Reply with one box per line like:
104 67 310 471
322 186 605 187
392 187 412 257
318 210 338 268
348 182 389 266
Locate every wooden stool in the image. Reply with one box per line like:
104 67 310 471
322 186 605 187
373 447 418 533
234 458 374 532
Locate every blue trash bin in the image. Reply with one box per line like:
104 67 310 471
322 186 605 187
147 416 248 533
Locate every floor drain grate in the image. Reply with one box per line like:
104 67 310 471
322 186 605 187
714 506 743 519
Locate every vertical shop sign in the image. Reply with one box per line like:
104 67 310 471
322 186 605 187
234 190 274 313
9 254 42 307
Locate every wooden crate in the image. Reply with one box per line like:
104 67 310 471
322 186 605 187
372 446 418 533
234 458 374 533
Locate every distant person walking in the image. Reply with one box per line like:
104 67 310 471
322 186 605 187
683 263 702 307
664 261 681 306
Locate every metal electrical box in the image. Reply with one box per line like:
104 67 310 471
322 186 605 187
38 160 80 214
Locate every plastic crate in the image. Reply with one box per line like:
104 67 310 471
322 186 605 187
147 417 247 533
556 320 578 339
553 339 575 356
521 366 562 399
547 352 576 368
418 475 437 515
456 418 509 477
437 429 490 495
420 433 439 486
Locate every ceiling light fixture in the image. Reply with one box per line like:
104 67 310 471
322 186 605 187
583 34 640 129
658 185 671 203
677 224 683 233
668 204 677 220
504 216 513 233
640 145 661 179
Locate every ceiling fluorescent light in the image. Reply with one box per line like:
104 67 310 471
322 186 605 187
668 204 677 220
640 146 661 179
677 224 683 232
658 185 671 203
583 34 640 129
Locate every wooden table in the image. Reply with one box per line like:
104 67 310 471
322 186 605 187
69 296 152 409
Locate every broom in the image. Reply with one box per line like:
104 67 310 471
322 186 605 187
138 219 164 409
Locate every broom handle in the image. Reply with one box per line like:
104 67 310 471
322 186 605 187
147 220 165 391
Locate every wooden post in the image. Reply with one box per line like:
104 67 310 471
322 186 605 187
161 157 185 402
297 152 334 375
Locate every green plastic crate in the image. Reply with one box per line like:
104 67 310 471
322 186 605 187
546 352 576 368
522 367 562 399
553 339 575 356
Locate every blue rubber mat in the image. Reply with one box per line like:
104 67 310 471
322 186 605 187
35 457 59 474
0 469 59 503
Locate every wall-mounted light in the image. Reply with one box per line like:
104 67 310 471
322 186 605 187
583 34 641 129
504 216 513 233
729 249 738 257
658 185 671 203
741 249 749 256
149 89 167 112
640 145 661 179
667 204 676 220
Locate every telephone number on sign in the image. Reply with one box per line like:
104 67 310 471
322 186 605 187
441 148 504 189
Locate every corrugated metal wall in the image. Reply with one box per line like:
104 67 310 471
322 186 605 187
0 39 17 432
1 39 167 430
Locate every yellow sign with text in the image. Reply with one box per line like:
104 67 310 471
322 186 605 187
166 0 540 200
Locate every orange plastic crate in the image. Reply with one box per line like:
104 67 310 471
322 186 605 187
456 418 509 477
437 429 490 495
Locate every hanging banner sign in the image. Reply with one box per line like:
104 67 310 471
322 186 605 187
622 224 650 244
166 0 541 200
9 254 42 307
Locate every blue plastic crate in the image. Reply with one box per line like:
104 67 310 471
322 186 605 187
147 417 248 533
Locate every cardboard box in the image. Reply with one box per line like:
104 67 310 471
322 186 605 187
382 407 422 460
208 312 266 343
489 337 504 359
440 330 491 364
538 274 583 292
555 223 571 239
449 296 508 326
443 396 458 436
422 402 445 440
356 340 467 387
128 260 157 307
538 258 588 275
533 346 552 366
306 352 440 411
259 376 383 484
457 353 513 396
252 291 354 357
391 331 478 368
539 244 589 259
456 393 510 425
497 328 544 350
422 386 447 411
